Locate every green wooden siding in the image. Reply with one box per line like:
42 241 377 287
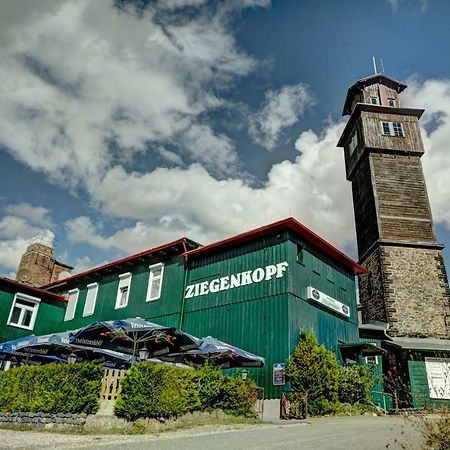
408 358 450 409
182 294 289 399
55 257 186 331
0 289 65 343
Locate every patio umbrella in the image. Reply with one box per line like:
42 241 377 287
0 335 64 365
68 317 201 358
160 336 265 368
3 331 134 369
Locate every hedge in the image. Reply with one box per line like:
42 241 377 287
114 363 257 421
0 362 103 415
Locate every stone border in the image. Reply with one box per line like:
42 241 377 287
0 412 87 429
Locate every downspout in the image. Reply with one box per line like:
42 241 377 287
178 239 189 329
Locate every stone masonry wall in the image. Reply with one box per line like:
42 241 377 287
359 246 388 324
0 412 87 429
382 246 450 338
360 245 450 338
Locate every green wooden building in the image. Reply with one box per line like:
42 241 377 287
0 277 67 344
0 218 368 398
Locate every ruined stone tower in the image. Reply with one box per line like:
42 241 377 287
16 235 73 287
337 73 450 338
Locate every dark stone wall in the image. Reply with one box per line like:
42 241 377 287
360 245 450 338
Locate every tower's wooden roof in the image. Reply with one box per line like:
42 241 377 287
342 73 407 116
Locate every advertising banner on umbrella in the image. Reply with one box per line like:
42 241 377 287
2 331 134 368
69 317 201 358
161 336 265 368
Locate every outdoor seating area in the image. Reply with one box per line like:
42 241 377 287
0 317 265 370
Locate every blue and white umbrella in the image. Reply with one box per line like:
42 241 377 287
0 335 64 365
161 336 265 368
69 317 201 358
2 331 134 368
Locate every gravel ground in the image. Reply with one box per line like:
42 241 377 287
0 423 273 450
0 416 422 450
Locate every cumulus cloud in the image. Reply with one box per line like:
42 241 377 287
249 83 314 150
67 121 356 258
0 204 55 272
386 0 428 12
5 203 53 228
0 0 259 190
402 78 450 230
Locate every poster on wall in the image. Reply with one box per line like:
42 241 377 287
273 363 286 386
425 357 450 400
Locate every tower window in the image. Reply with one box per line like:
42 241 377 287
381 121 405 137
370 97 379 105
349 132 358 155
392 122 404 137
388 98 396 107
7 293 40 330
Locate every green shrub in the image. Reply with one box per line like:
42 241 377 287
115 363 257 421
339 364 374 405
213 375 257 417
286 330 374 416
0 362 102 414
115 363 201 421
286 330 342 415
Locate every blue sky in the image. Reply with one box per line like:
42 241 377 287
1 0 450 277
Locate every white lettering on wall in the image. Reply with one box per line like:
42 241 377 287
185 261 289 299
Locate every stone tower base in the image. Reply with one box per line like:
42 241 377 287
359 244 450 338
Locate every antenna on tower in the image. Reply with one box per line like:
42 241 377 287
372 57 378 74
380 57 385 73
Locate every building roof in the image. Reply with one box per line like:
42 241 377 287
42 237 200 290
0 277 67 303
342 73 408 116
183 217 367 275
387 337 450 352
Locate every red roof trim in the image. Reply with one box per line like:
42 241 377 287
0 277 67 303
42 238 192 289
182 217 367 275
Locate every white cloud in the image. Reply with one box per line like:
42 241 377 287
5 203 53 228
249 83 314 150
0 204 55 273
68 121 356 258
156 146 184 166
181 124 240 175
402 78 450 230
0 0 259 190
386 0 427 12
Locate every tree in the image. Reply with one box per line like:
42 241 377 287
286 330 341 415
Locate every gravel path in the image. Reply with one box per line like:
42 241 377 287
0 416 422 450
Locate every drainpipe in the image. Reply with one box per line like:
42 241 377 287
178 240 189 330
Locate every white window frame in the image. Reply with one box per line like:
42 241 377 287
388 98 396 107
146 263 164 302
64 288 79 321
115 272 132 309
83 282 98 317
7 293 41 331
381 121 404 137
425 357 450 400
370 97 379 105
